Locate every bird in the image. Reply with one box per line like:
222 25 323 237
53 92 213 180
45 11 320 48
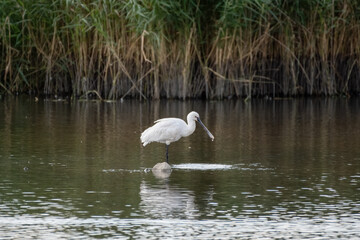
140 111 214 163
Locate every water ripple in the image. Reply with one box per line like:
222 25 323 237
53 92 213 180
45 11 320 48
172 163 234 170
0 216 359 239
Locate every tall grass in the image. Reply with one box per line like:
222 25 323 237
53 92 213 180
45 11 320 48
1 0 360 99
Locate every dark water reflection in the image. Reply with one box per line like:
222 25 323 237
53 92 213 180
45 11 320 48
0 97 359 239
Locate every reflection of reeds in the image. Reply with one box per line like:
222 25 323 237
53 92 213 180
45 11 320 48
1 0 360 99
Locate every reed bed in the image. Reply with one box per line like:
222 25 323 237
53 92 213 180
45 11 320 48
1 0 360 99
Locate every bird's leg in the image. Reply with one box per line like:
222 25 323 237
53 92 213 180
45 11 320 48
165 144 169 163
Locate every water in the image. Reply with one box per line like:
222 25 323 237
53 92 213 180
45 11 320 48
0 97 359 239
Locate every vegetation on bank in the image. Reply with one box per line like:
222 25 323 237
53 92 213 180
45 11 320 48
1 0 360 99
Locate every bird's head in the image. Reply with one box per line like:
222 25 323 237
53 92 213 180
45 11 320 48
187 111 214 141
188 111 200 122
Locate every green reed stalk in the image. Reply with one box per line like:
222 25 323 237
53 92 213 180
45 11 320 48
1 0 360 99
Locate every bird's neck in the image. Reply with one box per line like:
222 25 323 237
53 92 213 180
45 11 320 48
184 119 196 137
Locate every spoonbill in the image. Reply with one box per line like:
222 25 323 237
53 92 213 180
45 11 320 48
140 111 214 163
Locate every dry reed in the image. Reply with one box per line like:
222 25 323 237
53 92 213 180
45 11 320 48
1 0 360 99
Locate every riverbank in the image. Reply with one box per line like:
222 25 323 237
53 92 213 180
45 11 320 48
1 1 360 99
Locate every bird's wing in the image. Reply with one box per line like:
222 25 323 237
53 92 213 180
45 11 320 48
153 118 185 132
141 118 186 146
154 120 184 143
154 118 179 124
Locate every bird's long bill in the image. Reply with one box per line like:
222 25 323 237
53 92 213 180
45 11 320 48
197 118 215 141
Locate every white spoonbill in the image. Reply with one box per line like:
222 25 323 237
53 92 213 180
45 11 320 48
140 111 214 163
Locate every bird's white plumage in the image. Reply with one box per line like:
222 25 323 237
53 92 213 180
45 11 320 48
141 113 197 146
140 111 214 163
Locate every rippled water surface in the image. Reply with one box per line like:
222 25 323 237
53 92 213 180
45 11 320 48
0 97 359 239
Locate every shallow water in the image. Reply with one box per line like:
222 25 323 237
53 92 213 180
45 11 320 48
0 97 359 239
